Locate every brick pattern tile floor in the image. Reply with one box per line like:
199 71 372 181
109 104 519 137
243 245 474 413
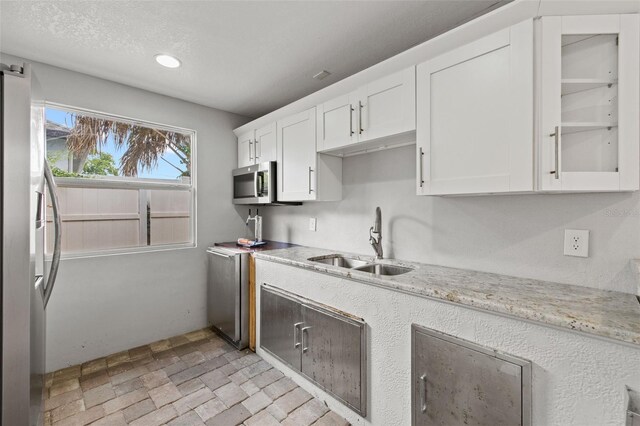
44 328 349 426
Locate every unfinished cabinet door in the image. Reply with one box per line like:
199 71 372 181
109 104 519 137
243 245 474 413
416 20 533 195
539 14 639 192
359 67 415 142
238 130 255 168
412 325 531 426
255 122 276 164
300 304 366 416
260 286 303 370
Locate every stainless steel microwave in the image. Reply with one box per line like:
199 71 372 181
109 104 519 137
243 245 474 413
233 161 276 205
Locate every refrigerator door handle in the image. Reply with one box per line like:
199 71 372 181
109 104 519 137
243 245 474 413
42 159 61 309
34 274 44 293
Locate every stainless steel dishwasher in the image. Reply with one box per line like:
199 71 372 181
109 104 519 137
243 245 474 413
207 246 249 349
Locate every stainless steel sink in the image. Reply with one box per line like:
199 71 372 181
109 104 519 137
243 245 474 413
308 255 371 269
308 254 414 276
352 264 413 276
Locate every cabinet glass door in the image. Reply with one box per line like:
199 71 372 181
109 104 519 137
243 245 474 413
560 33 618 175
540 15 639 191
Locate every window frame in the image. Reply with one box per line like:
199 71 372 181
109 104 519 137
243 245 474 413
44 102 198 259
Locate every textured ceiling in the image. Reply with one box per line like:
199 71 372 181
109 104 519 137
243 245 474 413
0 1 509 118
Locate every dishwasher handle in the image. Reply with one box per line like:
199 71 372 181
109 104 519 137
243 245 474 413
206 248 238 258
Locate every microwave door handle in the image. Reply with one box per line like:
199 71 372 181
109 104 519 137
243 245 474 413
254 172 259 198
258 173 264 197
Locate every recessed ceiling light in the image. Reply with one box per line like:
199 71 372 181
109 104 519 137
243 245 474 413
155 54 181 69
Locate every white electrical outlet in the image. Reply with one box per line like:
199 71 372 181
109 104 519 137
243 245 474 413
564 229 589 258
309 217 317 231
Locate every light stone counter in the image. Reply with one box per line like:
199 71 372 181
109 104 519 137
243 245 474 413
254 246 640 346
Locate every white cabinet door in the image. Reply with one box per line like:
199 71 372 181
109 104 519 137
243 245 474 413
238 130 255 168
255 122 277 164
359 67 415 142
316 92 358 152
416 20 534 196
539 14 639 192
277 108 317 201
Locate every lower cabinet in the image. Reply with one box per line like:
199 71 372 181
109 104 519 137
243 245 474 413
412 324 531 426
260 285 302 370
260 285 366 416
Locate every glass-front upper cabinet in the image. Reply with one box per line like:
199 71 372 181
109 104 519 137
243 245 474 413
539 15 639 192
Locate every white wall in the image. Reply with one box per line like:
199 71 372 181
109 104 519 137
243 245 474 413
262 145 640 294
1 53 251 371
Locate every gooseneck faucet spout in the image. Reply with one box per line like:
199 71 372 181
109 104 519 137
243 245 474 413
369 207 383 259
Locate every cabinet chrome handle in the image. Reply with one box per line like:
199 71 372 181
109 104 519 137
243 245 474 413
349 105 354 136
249 141 253 161
293 322 304 348
308 167 314 194
358 101 364 134
550 126 559 180
419 374 427 413
419 147 425 188
301 326 312 353
255 139 260 161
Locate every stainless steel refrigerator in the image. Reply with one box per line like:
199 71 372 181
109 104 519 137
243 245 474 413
1 63 62 425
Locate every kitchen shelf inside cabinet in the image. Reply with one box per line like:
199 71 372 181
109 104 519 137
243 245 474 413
561 79 617 96
561 126 618 173
561 122 618 135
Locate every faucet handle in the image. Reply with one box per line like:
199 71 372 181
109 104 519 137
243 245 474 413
369 226 378 243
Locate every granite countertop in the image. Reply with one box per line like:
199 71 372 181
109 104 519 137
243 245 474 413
254 246 640 347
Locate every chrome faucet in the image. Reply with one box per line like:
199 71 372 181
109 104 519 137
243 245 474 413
246 208 263 242
369 207 383 259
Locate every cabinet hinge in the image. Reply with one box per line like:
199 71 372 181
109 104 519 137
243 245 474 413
1 64 25 78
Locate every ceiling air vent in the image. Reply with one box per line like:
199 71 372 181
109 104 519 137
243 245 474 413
313 70 331 80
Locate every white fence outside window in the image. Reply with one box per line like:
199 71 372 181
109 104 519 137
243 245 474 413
46 178 193 255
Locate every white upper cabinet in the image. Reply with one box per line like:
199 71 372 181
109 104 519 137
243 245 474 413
416 20 534 196
317 67 415 155
254 122 277 164
278 107 342 202
237 123 277 168
358 67 416 142
237 130 255 168
538 14 639 192
316 92 358 152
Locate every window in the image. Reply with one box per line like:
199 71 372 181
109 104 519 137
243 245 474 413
45 105 196 256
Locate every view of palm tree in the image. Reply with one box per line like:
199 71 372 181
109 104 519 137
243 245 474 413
46 108 192 180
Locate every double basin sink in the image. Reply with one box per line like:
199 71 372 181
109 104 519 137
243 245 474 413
308 254 413 276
